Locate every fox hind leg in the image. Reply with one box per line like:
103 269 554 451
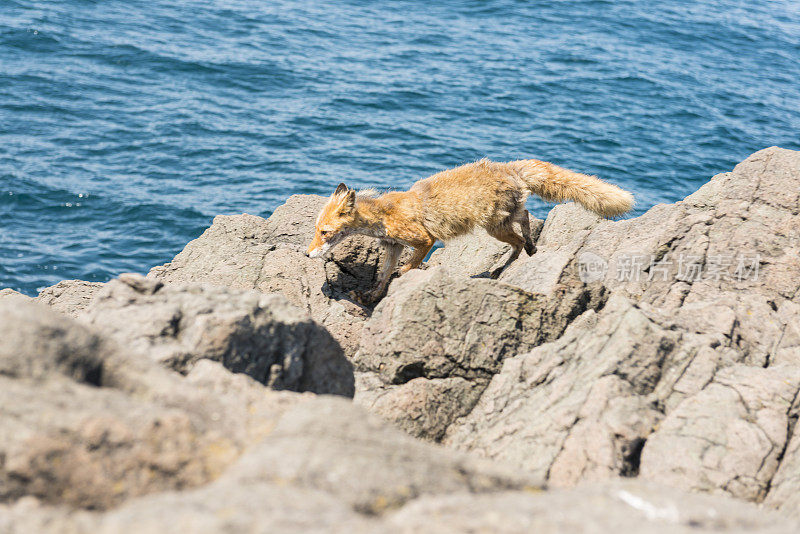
515 208 535 256
486 219 527 279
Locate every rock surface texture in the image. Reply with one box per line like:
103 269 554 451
2 147 800 532
79 273 354 396
36 279 105 318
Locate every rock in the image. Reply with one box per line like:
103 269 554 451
353 266 577 442
254 247 370 358
4 148 800 530
0 374 545 531
0 300 308 510
535 201 604 249
764 394 800 516
2 475 796 533
0 300 108 383
355 373 485 442
146 195 406 357
355 267 550 383
640 364 800 502
78 273 354 396
441 294 754 485
36 280 105 318
148 195 385 296
0 288 33 304
430 148 800 493
0 486 372 534
501 147 800 367
442 295 669 482
426 214 544 278
384 479 797 533
148 212 278 289
221 397 541 515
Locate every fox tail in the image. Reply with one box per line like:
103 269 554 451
511 159 634 218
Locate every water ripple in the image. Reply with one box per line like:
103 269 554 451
1 0 798 294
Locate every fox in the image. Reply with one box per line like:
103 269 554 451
307 158 634 303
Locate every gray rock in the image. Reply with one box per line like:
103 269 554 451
355 373 484 442
148 195 388 297
2 474 796 533
443 295 668 483
0 288 33 304
148 212 278 289
764 390 800 516
501 147 800 367
354 267 551 383
640 364 800 502
535 201 604 249
353 265 590 442
0 383 544 532
385 479 797 534
433 147 800 494
36 280 105 318
0 486 371 534
0 300 108 384
0 300 308 510
221 397 541 515
4 148 800 531
255 247 370 358
79 273 354 396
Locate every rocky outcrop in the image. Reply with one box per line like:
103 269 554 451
0 300 308 510
0 288 33 304
442 295 667 483
2 147 800 530
1 474 795 533
640 364 800 502
36 280 105 318
384 480 794 533
354 267 552 383
500 147 800 367
355 148 798 475
80 273 354 396
146 195 405 357
0 299 553 531
353 266 556 440
349 147 800 513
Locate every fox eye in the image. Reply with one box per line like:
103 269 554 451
321 230 332 237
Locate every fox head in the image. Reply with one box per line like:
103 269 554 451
307 183 357 258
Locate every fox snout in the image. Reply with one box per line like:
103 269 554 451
307 244 325 258
307 238 332 259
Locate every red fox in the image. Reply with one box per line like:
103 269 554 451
307 158 634 302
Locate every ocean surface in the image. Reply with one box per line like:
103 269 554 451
1 1 799 295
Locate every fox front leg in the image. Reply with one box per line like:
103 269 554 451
399 239 434 274
353 242 404 305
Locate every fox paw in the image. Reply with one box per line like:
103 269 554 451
524 241 535 256
489 266 504 280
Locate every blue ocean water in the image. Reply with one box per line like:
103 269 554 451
1 1 799 295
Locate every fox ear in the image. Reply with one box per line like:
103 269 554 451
334 183 348 196
341 190 356 212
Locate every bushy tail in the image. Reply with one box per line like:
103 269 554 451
510 159 634 217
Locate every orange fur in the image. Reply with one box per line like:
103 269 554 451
308 158 634 300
